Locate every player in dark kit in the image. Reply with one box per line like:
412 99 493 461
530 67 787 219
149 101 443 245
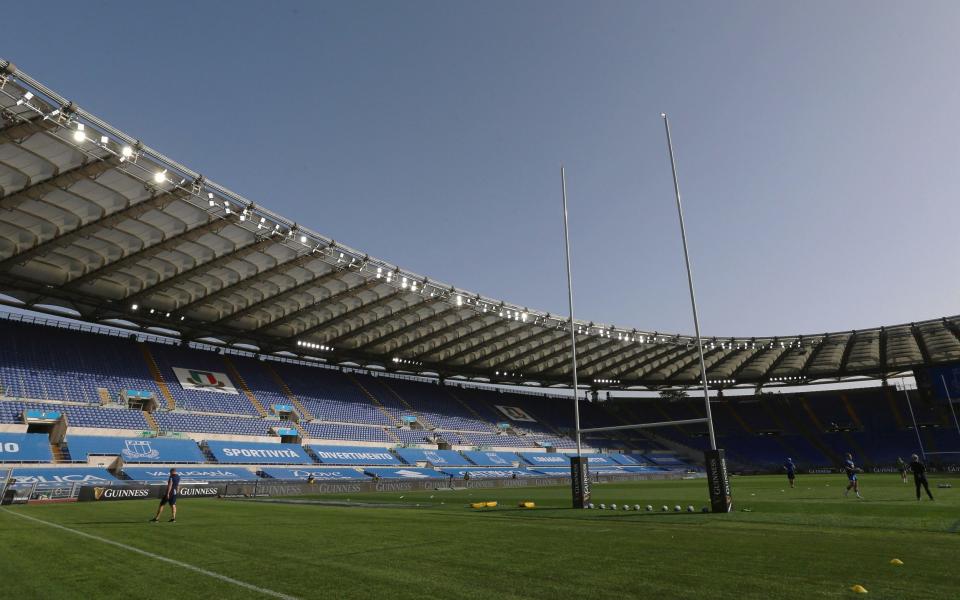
783 458 797 489
909 454 934 501
150 467 181 522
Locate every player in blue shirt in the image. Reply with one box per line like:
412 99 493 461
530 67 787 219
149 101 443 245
150 467 180 522
842 453 862 499
783 458 797 489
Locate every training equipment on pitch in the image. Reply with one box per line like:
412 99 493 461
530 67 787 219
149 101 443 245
645 505 653 511
701 507 709 513
687 505 694 512
661 505 669 512
587 503 595 509
611 503 617 510
674 505 682 512
599 503 606 510
850 585 868 594
889 559 903 566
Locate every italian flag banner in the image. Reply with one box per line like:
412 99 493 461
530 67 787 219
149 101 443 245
172 367 239 395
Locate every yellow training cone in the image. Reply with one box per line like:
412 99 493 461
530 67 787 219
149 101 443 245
470 502 486 509
519 501 535 509
850 584 868 594
889 559 903 566
485 501 498 508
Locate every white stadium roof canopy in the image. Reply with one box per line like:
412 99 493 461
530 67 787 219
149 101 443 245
1 58 958 391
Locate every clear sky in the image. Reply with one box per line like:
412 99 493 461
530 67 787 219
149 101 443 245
4 1 958 338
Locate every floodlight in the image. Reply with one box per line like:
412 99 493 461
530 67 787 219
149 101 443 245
300 235 307 243
72 124 85 142
153 170 166 184
131 304 138 311
100 135 109 144
121 146 134 158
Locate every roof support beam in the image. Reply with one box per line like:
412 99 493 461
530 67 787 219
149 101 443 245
0 155 118 209
0 111 55 142
491 327 570 369
612 343 685 379
759 346 793 382
217 268 350 329
387 310 484 357
440 322 528 364
878 327 888 378
663 345 725 382
463 327 562 369
837 332 859 377
297 290 407 341
123 237 276 304
724 346 766 382
572 337 632 374
176 250 325 314
416 317 512 360
65 204 227 288
324 297 442 348
799 336 829 379
350 304 453 353
911 325 932 365
0 188 182 272
535 337 626 378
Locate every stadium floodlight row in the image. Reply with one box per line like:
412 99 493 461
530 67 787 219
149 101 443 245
0 58 959 390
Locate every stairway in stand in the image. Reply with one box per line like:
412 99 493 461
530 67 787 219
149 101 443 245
221 357 268 417
138 344 176 410
144 411 160 434
263 363 315 420
345 373 402 427
377 379 436 429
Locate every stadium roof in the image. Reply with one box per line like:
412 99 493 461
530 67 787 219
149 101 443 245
1 58 958 391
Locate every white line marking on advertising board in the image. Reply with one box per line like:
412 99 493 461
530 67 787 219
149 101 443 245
1 508 299 600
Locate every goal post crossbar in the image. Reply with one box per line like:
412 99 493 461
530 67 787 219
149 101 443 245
579 417 709 434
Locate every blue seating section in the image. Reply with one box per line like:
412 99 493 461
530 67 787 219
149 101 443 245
0 320 159 404
301 422 392 443
0 432 52 462
395 448 472 466
206 441 312 464
0 401 149 430
275 365 393 426
364 467 447 479
10 467 119 484
123 467 257 481
261 467 369 480
309 445 400 465
154 412 274 436
67 436 206 463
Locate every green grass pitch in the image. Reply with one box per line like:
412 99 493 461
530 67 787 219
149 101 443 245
1 474 957 599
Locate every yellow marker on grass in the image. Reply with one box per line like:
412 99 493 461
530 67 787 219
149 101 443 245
850 584 868 594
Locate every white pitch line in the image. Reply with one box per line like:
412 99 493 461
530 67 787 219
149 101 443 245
1 508 300 600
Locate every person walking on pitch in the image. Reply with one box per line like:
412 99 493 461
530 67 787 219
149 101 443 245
150 467 180 522
783 457 797 489
842 453 862 499
896 456 907 483
909 454 934 501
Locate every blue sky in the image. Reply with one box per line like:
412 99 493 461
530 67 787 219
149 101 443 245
4 1 958 337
